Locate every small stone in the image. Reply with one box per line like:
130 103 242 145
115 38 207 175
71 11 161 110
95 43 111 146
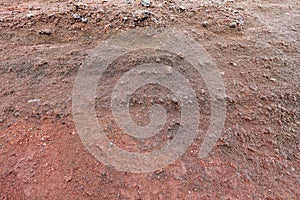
202 21 209 27
166 66 173 74
0 118 5 123
39 29 51 35
230 62 237 66
28 99 41 103
141 0 151 7
26 13 34 18
64 175 72 182
229 21 237 28
125 0 134 3
291 167 295 172
81 18 88 23
72 13 81 20
178 5 186 12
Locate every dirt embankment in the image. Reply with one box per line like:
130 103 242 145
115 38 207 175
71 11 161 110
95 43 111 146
0 0 299 199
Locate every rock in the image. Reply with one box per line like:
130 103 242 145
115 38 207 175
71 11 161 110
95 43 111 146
229 21 237 28
202 21 209 27
125 0 134 3
237 16 244 26
26 13 34 18
0 117 5 123
13 112 20 117
39 29 51 35
178 5 186 12
141 0 151 7
230 62 237 66
133 10 151 22
28 99 41 103
104 24 112 32
72 13 81 20
81 18 88 23
64 175 72 182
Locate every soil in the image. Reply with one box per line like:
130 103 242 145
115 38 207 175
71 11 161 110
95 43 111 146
0 0 299 199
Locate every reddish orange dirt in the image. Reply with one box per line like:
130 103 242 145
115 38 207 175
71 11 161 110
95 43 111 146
0 0 299 199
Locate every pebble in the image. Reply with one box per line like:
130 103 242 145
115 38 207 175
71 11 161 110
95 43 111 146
229 21 237 28
125 0 134 3
230 62 237 66
81 18 88 23
26 13 34 18
39 29 51 35
64 175 72 182
202 21 209 27
133 10 151 21
13 112 20 117
178 5 186 12
0 117 5 123
141 0 151 7
28 99 41 103
72 13 81 20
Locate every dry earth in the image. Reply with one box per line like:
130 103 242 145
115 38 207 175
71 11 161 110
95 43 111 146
0 0 299 199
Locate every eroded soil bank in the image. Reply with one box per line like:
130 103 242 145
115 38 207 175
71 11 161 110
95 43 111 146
0 0 299 199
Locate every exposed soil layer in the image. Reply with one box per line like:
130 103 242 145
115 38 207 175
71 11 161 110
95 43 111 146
0 0 299 199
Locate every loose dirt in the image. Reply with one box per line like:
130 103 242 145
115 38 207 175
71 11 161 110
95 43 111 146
0 0 299 199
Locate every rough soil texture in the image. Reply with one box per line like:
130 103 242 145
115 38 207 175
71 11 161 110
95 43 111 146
0 0 299 199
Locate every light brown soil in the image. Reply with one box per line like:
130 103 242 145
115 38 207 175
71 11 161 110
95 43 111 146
0 0 299 199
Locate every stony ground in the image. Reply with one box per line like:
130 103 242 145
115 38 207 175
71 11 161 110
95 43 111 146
0 0 299 199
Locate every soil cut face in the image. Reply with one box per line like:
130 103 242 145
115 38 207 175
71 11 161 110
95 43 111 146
0 0 299 199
